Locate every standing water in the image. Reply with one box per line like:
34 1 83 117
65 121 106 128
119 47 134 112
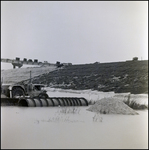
1 89 148 149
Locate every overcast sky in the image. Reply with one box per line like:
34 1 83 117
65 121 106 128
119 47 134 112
1 1 148 69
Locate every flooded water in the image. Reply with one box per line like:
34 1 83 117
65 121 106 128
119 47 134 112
1 106 148 149
1 89 148 149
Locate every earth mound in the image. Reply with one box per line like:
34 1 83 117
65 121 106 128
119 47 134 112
87 97 139 115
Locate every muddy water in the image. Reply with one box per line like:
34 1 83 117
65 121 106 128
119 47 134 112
1 106 148 149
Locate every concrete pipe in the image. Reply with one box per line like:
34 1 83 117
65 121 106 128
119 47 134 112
62 98 68 106
74 98 81 106
33 98 42 107
46 98 54 106
79 98 85 106
74 98 80 106
57 98 64 106
18 97 88 107
18 98 35 107
52 98 60 106
77 98 82 106
66 98 73 106
79 98 88 106
60 98 67 106
27 98 36 107
71 98 77 106
69 98 75 106
72 98 78 106
63 98 71 106
40 98 48 107
18 99 28 107
59 98 67 106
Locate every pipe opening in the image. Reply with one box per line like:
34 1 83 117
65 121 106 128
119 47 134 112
18 99 28 107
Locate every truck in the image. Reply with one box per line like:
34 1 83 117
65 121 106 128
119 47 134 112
1 83 48 99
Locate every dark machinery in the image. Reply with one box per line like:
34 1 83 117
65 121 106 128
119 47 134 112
1 72 88 107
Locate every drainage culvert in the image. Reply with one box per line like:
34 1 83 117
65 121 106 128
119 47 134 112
18 97 88 107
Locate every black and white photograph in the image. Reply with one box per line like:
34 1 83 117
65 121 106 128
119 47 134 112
1 1 148 149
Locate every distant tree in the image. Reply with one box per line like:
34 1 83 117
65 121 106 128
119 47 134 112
94 62 100 64
132 57 138 61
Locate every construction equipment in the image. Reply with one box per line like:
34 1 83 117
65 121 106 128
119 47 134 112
1 83 88 107
1 71 88 107
1 83 48 99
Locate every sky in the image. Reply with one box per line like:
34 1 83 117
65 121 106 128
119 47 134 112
1 1 148 70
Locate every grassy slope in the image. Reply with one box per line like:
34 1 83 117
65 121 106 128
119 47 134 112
1 60 148 94
31 60 148 94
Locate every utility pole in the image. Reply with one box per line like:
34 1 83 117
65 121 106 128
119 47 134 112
1 77 3 94
30 70 32 83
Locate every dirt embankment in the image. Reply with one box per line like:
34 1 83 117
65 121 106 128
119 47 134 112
1 60 148 94
30 60 148 94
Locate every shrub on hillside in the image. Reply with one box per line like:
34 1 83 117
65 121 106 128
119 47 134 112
123 94 148 110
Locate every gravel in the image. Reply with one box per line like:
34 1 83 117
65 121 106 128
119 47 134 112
87 97 139 115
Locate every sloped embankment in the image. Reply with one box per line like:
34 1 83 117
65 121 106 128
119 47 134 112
87 97 139 115
31 60 148 94
1 66 57 84
1 60 148 94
